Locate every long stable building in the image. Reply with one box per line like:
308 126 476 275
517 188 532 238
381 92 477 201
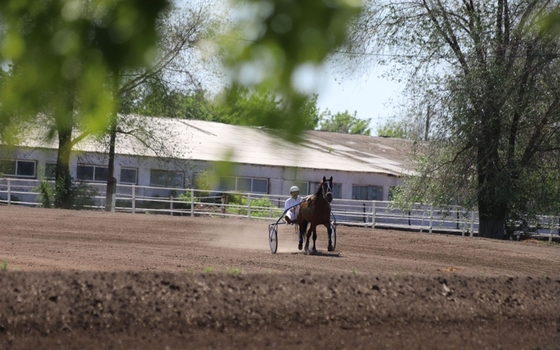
0 115 415 200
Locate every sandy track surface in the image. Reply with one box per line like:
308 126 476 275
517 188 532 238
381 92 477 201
0 206 559 349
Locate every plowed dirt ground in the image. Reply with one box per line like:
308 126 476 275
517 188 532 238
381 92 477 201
0 206 559 349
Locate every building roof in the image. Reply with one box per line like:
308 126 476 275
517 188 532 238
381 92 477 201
10 115 416 177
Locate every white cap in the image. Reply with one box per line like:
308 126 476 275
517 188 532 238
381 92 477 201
289 186 300 193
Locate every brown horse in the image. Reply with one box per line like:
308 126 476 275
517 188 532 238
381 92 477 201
297 176 334 254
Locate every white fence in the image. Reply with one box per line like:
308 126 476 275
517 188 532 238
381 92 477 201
1 177 558 240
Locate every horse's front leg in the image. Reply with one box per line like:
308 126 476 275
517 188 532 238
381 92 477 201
326 223 333 252
311 228 318 254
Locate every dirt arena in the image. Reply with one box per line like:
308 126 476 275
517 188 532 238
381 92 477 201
0 206 559 349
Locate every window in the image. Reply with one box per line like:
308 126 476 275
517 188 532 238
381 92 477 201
252 179 268 193
309 181 342 198
45 162 57 179
237 177 251 192
95 167 108 181
77 165 108 182
219 176 268 194
0 159 36 178
120 168 137 184
150 169 184 187
352 185 383 200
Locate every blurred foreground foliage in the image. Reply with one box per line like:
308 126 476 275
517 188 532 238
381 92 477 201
220 0 361 142
0 0 169 139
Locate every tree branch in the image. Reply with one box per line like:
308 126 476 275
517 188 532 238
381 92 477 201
422 0 470 75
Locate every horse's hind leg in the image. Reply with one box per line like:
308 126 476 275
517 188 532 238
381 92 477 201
298 221 308 251
311 229 318 254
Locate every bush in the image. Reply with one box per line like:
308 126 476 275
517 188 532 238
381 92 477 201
226 196 283 218
72 181 98 210
179 191 199 208
38 177 98 210
35 180 54 208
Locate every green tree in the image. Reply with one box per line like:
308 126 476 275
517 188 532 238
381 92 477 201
376 120 407 139
103 1 221 211
1 0 363 210
221 0 361 142
0 0 169 208
347 0 560 239
319 110 371 135
213 87 321 130
376 112 428 139
125 85 323 130
299 94 322 130
124 87 217 120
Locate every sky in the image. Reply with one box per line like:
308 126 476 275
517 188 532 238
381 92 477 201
313 63 405 136
179 0 407 135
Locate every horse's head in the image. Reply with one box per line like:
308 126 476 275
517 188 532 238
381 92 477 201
321 176 333 203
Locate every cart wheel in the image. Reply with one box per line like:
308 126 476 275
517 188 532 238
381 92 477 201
268 224 278 254
330 223 337 251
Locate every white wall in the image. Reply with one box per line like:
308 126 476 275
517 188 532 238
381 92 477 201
3 147 403 201
219 164 402 201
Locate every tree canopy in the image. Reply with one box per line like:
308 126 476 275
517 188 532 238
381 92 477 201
319 110 371 135
346 0 560 238
0 0 168 135
0 0 170 207
126 86 323 130
220 0 361 142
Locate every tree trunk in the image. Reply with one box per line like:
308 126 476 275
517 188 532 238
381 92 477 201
105 116 117 211
476 137 508 239
476 103 507 239
105 71 119 212
54 91 75 209
477 162 507 239
54 125 73 209
478 213 506 239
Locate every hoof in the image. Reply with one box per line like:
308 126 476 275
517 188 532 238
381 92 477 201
312 248 318 255
298 242 303 250
304 248 310 255
328 244 334 252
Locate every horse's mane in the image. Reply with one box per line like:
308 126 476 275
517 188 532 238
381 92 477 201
314 180 325 198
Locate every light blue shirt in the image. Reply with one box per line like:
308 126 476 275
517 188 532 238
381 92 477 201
285 196 302 211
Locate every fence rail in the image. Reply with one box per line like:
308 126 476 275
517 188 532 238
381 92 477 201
1 177 558 241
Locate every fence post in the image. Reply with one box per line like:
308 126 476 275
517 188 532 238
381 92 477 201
7 178 11 206
549 216 554 245
371 201 376 228
364 203 369 226
221 193 227 216
170 195 173 215
461 211 465 237
247 194 252 218
429 204 433 234
190 188 195 217
470 211 474 237
132 185 136 214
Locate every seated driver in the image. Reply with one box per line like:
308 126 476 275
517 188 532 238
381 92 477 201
284 186 302 224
